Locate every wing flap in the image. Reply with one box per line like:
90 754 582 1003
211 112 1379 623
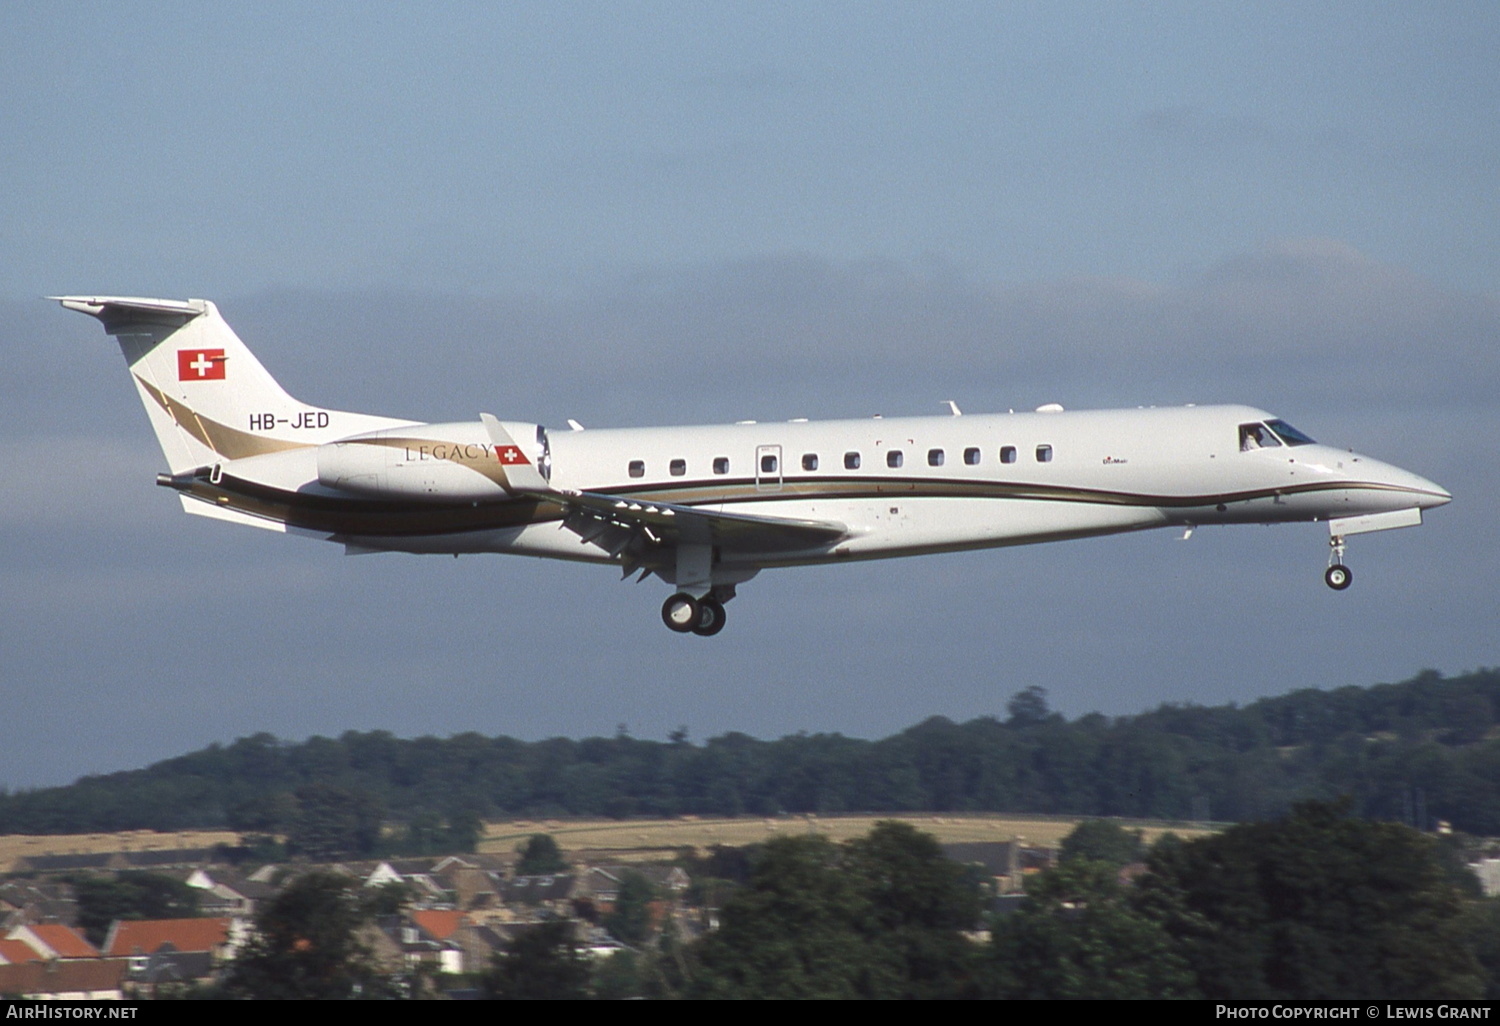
548 489 849 550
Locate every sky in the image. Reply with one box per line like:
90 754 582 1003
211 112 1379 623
2 2 1497 789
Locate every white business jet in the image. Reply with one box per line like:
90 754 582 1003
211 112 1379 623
57 296 1450 635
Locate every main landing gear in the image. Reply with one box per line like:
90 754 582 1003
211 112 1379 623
661 592 728 636
1324 534 1353 591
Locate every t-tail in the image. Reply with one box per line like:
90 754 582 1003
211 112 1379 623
54 296 409 473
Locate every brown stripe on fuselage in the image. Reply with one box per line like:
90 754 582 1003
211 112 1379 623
136 376 308 459
196 470 1422 541
584 474 1425 510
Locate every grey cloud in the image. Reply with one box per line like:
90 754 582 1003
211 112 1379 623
224 240 1496 424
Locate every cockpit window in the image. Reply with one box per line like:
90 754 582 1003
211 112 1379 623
1266 419 1316 446
1239 423 1282 451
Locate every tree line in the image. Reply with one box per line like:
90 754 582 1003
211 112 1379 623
3 668 1499 841
191 806 1498 1000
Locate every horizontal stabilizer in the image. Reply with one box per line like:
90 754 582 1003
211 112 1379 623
49 296 206 331
178 494 287 533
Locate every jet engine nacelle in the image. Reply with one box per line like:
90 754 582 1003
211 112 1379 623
315 419 546 502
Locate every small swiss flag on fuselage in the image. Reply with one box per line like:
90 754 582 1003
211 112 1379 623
496 446 530 465
178 349 226 380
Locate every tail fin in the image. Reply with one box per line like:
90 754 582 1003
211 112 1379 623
56 296 407 472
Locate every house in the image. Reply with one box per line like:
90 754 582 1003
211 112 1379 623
362 911 472 975
6 924 99 961
0 938 41 965
126 943 217 997
1471 858 1500 897
114 848 221 871
575 865 689 912
0 880 78 931
0 958 128 1000
11 848 221 875
10 853 114 875
498 875 576 920
429 855 510 911
103 916 245 988
362 860 452 905
180 868 278 917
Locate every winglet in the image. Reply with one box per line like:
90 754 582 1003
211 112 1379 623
479 413 550 494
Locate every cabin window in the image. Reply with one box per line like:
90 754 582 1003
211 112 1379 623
1036 444 1053 463
802 453 818 471
628 460 645 478
887 450 903 468
713 456 729 475
964 447 980 465
844 451 861 470
670 458 686 477
928 448 944 467
761 453 778 474
1000 446 1017 464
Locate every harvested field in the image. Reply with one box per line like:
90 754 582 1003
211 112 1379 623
479 813 1212 857
0 816 1214 873
0 830 240 874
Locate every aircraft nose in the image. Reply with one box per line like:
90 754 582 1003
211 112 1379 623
1417 477 1452 509
1361 457 1450 509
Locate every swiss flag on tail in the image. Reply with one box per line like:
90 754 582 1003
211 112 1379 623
496 446 531 465
178 349 226 380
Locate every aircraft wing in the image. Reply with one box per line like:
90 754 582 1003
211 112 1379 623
542 488 850 551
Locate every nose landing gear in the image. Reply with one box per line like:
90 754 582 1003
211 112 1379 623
1325 535 1352 591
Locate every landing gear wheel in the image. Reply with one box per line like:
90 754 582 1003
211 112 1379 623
1325 565 1352 591
661 593 702 633
692 597 727 637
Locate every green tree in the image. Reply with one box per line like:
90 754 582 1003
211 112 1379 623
604 870 657 947
844 820 983 998
394 809 482 855
226 791 299 835
445 809 483 852
483 921 592 1000
224 871 392 1000
1007 686 1052 727
516 833 568 875
1463 897 1500 999
286 784 383 861
1141 799 1484 999
1059 819 1145 867
690 834 879 999
985 858 1197 999
592 948 644 1000
70 873 200 947
690 824 983 999
359 881 413 918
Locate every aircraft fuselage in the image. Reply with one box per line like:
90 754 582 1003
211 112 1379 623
59 296 1450 634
